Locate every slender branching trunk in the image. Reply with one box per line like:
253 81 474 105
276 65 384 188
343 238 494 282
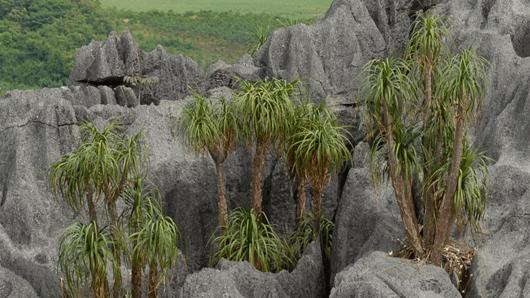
422 60 436 249
131 251 144 298
251 141 267 214
86 189 98 224
431 104 466 265
93 267 108 298
383 104 424 257
108 200 122 298
295 176 307 223
214 161 229 229
312 181 324 240
148 260 158 298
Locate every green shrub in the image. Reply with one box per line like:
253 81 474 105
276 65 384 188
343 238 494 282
211 208 295 272
289 212 334 259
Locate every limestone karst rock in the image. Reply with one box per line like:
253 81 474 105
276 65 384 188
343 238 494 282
181 242 325 298
2 0 530 296
330 251 461 298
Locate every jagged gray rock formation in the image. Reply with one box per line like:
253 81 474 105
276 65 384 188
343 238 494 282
330 251 461 298
430 1 530 296
181 242 325 298
0 266 38 297
70 31 204 102
330 142 403 281
3 0 530 297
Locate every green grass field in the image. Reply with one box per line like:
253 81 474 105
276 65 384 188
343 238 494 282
100 0 333 18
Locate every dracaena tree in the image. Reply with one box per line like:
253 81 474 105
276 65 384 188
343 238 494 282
122 179 179 298
131 198 179 298
430 48 488 264
180 94 238 229
362 57 425 257
50 121 145 297
362 12 489 270
58 221 113 298
407 11 448 247
287 101 316 222
287 104 350 238
236 78 297 215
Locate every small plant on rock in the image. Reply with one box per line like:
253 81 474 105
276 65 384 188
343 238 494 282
289 212 334 259
211 208 295 272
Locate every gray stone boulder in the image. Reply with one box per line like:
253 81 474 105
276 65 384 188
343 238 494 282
180 241 325 298
70 31 204 102
0 266 38 298
431 1 530 296
0 88 79 297
330 251 461 298
465 165 530 298
330 142 403 280
206 55 262 90
256 0 421 100
114 85 139 107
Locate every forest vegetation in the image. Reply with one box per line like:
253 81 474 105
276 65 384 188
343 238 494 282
0 0 326 96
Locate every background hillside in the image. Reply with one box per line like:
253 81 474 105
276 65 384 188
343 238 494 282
100 0 331 18
0 0 331 96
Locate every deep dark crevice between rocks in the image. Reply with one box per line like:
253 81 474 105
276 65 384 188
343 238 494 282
481 0 496 29
511 21 530 58
77 76 125 88
408 0 436 25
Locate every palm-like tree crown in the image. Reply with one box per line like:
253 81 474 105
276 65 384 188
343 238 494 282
181 95 238 160
287 104 350 186
236 78 297 147
58 221 113 295
49 121 143 208
407 11 448 67
362 58 418 128
438 48 488 118
131 201 179 283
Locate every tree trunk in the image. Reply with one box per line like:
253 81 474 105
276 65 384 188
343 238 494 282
93 267 108 298
131 252 144 298
215 161 229 230
423 186 437 249
422 60 436 249
295 176 307 223
87 190 98 224
431 106 466 265
312 182 324 240
251 141 266 214
148 260 158 298
382 104 424 257
108 201 122 298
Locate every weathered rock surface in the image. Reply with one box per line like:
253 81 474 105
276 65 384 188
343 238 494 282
330 251 461 298
70 31 205 102
180 241 325 298
3 0 530 296
431 1 530 296
330 143 403 281
207 55 262 90
0 266 38 298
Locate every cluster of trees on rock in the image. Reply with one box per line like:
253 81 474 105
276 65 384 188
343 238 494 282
47 10 490 297
50 123 178 297
362 12 489 272
181 78 351 271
